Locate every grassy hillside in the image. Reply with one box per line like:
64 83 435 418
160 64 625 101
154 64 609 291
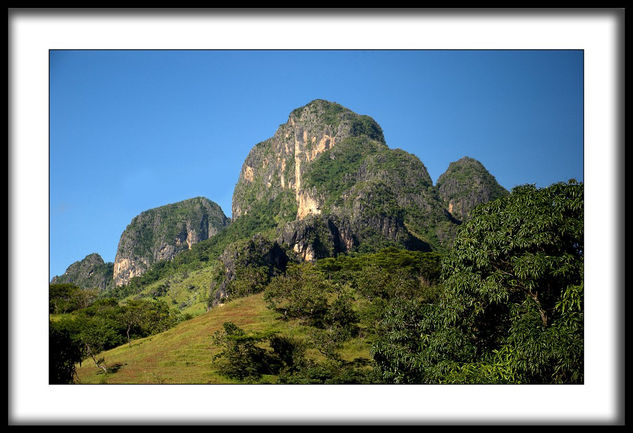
74 292 372 384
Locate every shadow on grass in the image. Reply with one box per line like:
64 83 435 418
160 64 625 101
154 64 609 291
96 363 125 375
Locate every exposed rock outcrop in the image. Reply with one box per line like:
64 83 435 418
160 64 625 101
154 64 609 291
113 197 229 286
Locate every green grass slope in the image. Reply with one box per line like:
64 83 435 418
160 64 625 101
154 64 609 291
74 292 372 384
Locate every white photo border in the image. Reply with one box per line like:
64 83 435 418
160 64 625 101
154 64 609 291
8 8 625 425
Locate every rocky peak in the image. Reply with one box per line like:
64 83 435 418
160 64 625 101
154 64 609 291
51 253 114 291
231 99 386 221
436 156 508 222
113 197 230 286
231 100 457 255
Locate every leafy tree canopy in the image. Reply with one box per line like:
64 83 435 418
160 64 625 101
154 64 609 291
372 180 584 384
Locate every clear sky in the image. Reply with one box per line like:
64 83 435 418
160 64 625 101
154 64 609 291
50 49 583 280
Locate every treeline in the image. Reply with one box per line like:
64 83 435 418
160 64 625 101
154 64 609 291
49 284 189 383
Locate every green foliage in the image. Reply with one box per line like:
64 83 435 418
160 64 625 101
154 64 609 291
211 234 291 305
263 248 443 369
211 322 305 382
317 247 442 297
354 181 403 220
318 101 345 129
117 197 228 262
436 157 509 222
211 322 273 381
51 254 115 292
211 321 376 384
49 319 85 383
225 266 270 299
303 137 385 210
50 297 186 376
77 315 126 368
49 283 98 314
119 299 178 345
350 115 385 142
371 181 584 384
371 297 456 384
264 263 332 328
277 356 380 384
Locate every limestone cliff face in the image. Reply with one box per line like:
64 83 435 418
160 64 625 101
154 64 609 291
231 99 456 255
51 253 114 291
436 157 509 223
231 99 385 221
113 197 229 286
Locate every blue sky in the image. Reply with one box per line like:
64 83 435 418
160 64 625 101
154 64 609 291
50 49 583 279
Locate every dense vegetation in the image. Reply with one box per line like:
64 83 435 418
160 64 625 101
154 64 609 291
436 156 509 223
303 136 386 211
50 284 189 383
372 181 584 383
208 247 442 384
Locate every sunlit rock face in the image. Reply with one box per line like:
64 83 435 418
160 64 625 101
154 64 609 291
113 197 229 286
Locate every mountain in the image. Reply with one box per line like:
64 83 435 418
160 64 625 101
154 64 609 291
50 253 114 291
436 156 509 223
232 99 457 260
113 197 230 286
54 100 507 309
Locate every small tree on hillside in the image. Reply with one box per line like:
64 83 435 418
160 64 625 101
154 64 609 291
77 316 124 374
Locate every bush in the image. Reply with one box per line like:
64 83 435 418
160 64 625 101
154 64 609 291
211 322 306 382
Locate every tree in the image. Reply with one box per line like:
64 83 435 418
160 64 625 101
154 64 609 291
76 315 125 374
263 263 331 327
210 322 275 382
372 181 584 383
119 299 178 346
49 284 98 314
120 300 147 346
49 319 84 383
